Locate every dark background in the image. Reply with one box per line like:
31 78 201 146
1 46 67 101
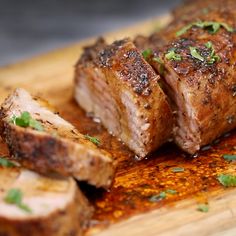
0 0 181 66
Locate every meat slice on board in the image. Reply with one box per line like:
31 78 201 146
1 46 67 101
75 38 173 159
0 165 93 236
0 88 115 188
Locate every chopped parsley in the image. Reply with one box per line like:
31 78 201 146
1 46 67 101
189 46 205 62
217 174 236 187
153 57 165 75
11 111 44 131
153 57 163 64
176 21 234 37
0 157 16 168
149 191 166 202
142 49 152 60
165 49 182 61
223 154 236 161
197 203 209 213
172 167 185 173
205 41 221 64
205 41 213 49
166 189 177 195
189 42 220 64
148 189 177 203
4 188 32 213
84 134 100 146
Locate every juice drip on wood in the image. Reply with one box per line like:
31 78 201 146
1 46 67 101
0 97 235 229
59 99 236 227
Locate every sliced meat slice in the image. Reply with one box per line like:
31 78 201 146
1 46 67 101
0 88 115 188
0 164 93 236
74 38 173 158
144 4 236 153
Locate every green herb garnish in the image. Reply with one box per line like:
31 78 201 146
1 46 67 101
149 191 166 202
217 174 236 187
153 57 163 64
172 167 185 173
142 49 152 60
165 50 182 61
189 46 205 61
4 188 32 213
223 154 236 161
149 189 177 203
153 57 165 75
176 24 193 37
166 189 177 195
84 134 100 146
176 21 234 37
204 41 221 64
11 111 43 131
205 41 213 49
0 157 16 167
197 203 209 212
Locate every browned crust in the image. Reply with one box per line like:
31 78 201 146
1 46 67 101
143 1 236 153
0 90 115 188
0 120 114 188
75 38 174 158
0 188 93 236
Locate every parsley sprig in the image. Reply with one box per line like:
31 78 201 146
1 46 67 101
176 21 234 37
84 134 100 146
11 111 44 131
223 154 236 161
165 49 182 61
172 167 185 173
142 49 152 60
4 188 32 213
189 46 204 62
148 189 177 202
189 42 220 64
197 203 209 213
0 157 17 168
217 174 236 187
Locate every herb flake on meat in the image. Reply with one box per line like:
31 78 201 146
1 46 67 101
11 111 44 131
0 157 17 168
176 21 234 37
217 174 236 187
142 49 152 60
223 154 236 161
84 134 100 146
4 188 32 213
165 49 182 61
189 46 205 61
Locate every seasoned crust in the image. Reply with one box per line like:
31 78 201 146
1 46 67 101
145 1 236 153
77 37 107 65
75 38 173 158
0 88 115 188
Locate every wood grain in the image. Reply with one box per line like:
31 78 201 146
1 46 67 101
0 14 236 236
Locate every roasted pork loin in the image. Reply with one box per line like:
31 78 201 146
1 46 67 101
74 38 173 158
137 1 236 153
0 88 114 188
0 164 92 236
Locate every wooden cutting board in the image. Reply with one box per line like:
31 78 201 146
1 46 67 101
0 14 236 236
